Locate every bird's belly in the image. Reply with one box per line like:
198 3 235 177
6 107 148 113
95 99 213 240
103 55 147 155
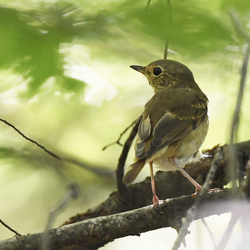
152 118 209 171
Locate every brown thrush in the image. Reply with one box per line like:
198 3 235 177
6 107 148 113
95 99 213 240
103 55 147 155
123 59 209 206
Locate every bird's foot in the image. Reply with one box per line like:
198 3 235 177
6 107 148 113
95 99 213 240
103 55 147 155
152 195 163 208
208 188 223 194
191 187 223 197
191 185 202 197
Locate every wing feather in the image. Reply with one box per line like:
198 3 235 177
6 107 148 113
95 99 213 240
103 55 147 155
134 88 208 160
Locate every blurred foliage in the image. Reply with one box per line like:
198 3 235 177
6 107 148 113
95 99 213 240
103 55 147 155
0 0 250 249
0 0 247 97
0 3 86 96
0 0 249 95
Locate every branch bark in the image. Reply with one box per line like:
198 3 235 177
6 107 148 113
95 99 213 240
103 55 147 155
63 140 250 225
0 190 241 250
0 141 250 250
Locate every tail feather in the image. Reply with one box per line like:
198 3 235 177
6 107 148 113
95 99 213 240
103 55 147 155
123 159 146 184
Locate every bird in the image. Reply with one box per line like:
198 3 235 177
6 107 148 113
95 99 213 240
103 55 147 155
123 59 209 207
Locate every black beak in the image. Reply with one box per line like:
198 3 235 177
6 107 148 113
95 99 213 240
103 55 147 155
130 65 146 74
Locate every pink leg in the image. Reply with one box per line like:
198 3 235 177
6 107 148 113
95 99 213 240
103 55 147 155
170 158 202 194
149 162 160 207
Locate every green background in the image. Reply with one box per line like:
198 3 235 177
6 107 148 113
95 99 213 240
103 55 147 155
0 0 249 249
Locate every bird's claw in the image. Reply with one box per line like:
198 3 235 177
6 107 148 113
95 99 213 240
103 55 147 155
152 195 163 208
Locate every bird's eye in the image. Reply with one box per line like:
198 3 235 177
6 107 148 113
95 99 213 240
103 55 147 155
153 67 162 76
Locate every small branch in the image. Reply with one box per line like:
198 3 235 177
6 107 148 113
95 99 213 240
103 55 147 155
62 155 115 179
42 183 80 250
164 41 169 59
215 213 239 250
145 0 151 10
0 118 61 160
229 11 250 42
201 218 216 248
116 116 141 194
63 140 250 226
228 11 250 193
172 148 224 250
229 43 250 144
0 219 21 237
0 118 115 179
201 148 224 194
243 160 250 197
102 119 138 151
164 0 172 59
219 37 250 249
167 0 173 25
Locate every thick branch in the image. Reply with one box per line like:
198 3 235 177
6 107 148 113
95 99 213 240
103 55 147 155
63 140 250 225
0 190 239 250
1 141 249 249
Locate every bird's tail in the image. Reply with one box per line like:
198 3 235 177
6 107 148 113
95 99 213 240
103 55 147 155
123 159 146 184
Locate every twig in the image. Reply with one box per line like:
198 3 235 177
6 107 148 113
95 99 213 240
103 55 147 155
220 35 250 247
164 41 169 60
102 119 138 151
201 218 216 248
116 115 141 194
167 0 173 25
171 148 224 250
0 219 21 237
229 11 250 42
62 156 115 179
0 118 114 178
63 140 250 226
163 0 172 59
41 182 80 250
228 11 250 192
145 0 151 10
243 160 250 197
215 213 239 250
229 43 250 144
239 200 250 249
0 118 62 160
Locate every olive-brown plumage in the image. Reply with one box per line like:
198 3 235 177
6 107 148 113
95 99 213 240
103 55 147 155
123 59 209 206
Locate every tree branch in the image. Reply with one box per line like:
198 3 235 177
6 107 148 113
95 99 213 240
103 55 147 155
0 141 250 249
0 118 61 160
102 118 139 151
0 190 240 250
172 147 224 249
63 140 250 225
116 116 141 194
0 220 21 237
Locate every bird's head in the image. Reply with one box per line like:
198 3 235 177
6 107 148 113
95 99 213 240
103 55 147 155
130 59 197 93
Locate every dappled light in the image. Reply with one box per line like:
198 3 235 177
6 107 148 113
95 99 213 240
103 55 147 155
0 0 250 250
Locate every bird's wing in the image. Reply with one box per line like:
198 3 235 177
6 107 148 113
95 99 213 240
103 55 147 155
135 88 208 159
146 113 194 158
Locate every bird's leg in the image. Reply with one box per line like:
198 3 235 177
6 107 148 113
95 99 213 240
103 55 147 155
170 158 202 195
149 162 160 207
